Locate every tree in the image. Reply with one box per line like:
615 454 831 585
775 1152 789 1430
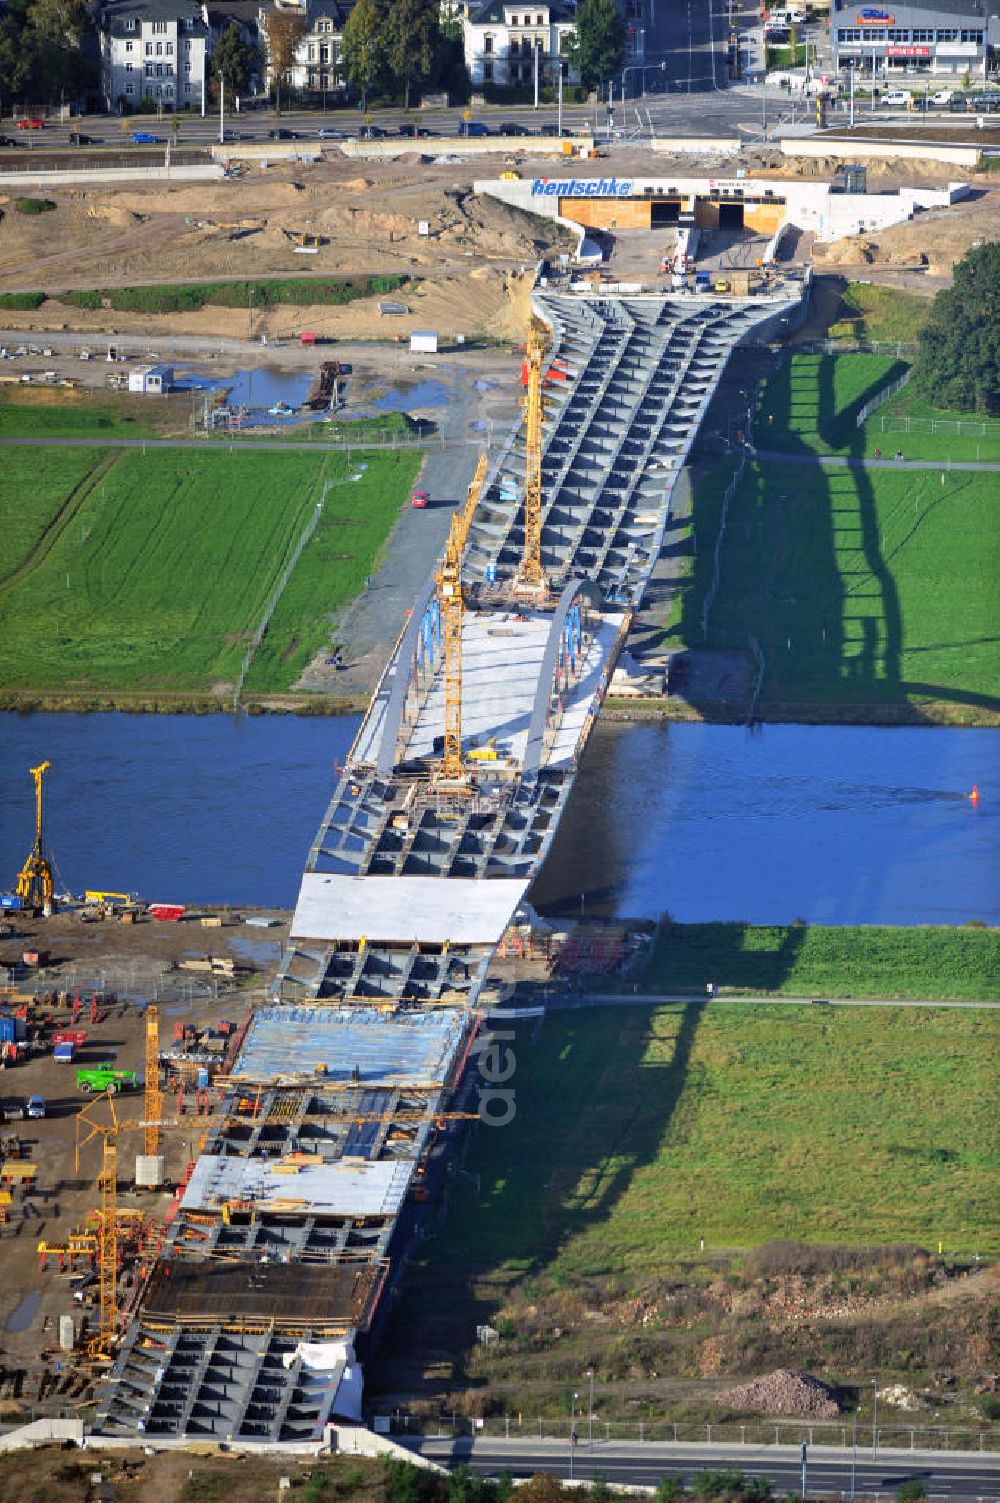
341 0 389 107
566 0 625 93
212 22 260 98
262 6 306 114
913 242 1000 416
387 0 439 109
26 0 97 101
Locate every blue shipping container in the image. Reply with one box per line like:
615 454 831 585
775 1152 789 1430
0 1015 16 1044
0 895 22 911
53 1041 76 1061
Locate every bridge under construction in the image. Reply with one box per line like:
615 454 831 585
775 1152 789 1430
92 278 806 1447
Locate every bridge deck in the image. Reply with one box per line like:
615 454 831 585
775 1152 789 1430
92 281 807 1445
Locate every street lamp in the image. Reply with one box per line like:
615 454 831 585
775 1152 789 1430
871 1378 878 1461
570 1392 579 1480
587 1367 595 1446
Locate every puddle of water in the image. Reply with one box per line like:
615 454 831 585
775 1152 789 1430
373 379 450 412
229 935 282 966
6 1291 40 1332
174 367 315 426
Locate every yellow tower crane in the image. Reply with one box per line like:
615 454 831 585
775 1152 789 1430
145 1005 161 1158
432 450 488 792
15 761 54 913
514 327 549 598
75 1087 211 1357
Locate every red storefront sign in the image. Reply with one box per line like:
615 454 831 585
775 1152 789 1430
886 44 932 56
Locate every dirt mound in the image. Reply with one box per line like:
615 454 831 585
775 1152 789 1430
719 1369 842 1417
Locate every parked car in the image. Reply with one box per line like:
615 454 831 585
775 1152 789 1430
930 88 958 106
1 1097 25 1121
948 94 972 111
130 130 161 144
499 121 531 135
457 120 489 136
357 124 388 138
317 126 345 139
970 91 1000 111
26 1095 46 1119
16 117 45 130
410 488 429 509
68 131 98 145
881 89 911 107
0 135 20 147
268 127 299 139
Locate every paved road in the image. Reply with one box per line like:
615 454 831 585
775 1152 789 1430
404 1438 1000 1500
542 991 1000 1010
753 450 1000 472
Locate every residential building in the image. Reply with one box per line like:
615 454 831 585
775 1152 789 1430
206 0 265 99
258 0 353 98
462 0 577 89
99 0 210 111
830 0 998 79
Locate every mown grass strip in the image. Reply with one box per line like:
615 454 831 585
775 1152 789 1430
638 920 1000 1000
0 447 412 693
425 1000 1000 1280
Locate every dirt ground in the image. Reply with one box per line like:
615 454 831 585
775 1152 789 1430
0 905 289 1409
0 146 994 349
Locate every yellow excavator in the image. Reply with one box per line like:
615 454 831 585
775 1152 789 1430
16 761 54 913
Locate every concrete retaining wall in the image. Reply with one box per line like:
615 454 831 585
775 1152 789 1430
780 135 982 167
649 137 742 155
0 165 222 187
0 1418 84 1452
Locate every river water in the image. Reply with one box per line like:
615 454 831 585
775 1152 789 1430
1 714 996 925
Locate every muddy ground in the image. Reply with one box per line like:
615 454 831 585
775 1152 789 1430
0 905 289 1406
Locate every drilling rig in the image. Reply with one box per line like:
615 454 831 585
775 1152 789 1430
15 761 54 914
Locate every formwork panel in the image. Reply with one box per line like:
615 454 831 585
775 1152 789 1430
232 1003 473 1084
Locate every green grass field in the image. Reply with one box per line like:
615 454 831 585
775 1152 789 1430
0 447 416 694
639 922 1000 1000
243 450 420 690
696 462 1000 712
760 353 1000 461
0 392 169 439
0 448 107 581
827 282 932 345
434 1003 999 1281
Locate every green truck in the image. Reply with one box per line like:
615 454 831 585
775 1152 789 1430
75 1066 139 1094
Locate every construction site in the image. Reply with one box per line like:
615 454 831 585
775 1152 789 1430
0 242 819 1455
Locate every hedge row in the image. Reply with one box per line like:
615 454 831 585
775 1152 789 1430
0 291 46 309
54 274 407 315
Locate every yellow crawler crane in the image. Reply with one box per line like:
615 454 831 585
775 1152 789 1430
16 761 54 912
514 326 549 598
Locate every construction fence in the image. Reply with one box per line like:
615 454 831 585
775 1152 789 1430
384 1412 1000 1453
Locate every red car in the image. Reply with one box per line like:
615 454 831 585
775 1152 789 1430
16 117 44 130
410 488 429 509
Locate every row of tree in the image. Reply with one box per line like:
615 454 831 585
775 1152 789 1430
0 0 627 112
0 0 97 108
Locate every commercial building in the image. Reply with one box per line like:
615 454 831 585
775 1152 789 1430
478 171 969 245
99 0 210 112
830 0 998 79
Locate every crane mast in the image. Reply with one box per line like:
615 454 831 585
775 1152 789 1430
15 761 54 912
434 517 469 790
432 450 488 792
144 1005 161 1158
515 327 549 597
